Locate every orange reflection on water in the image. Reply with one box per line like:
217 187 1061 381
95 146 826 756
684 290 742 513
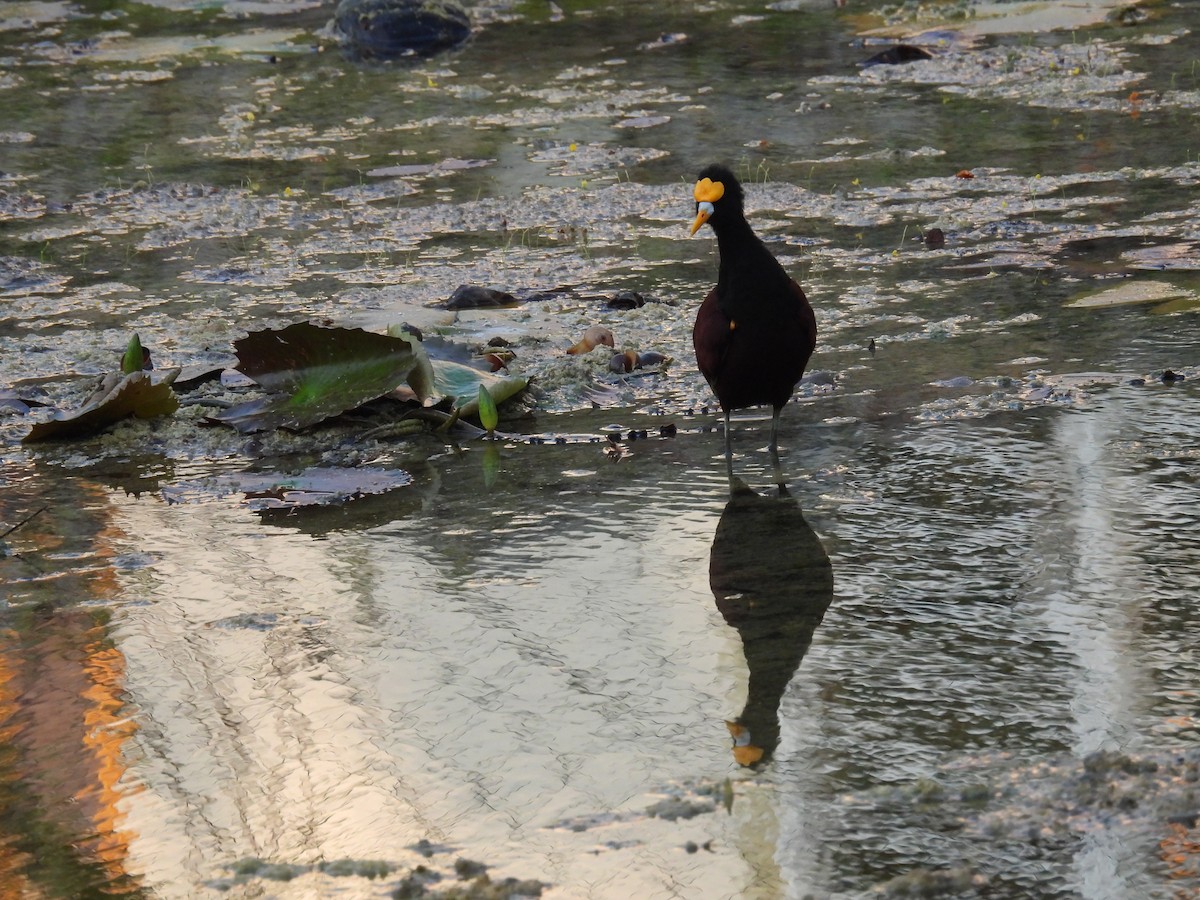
0 611 141 894
79 639 142 880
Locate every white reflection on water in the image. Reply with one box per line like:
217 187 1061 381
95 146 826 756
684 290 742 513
1038 405 1147 758
105 460 803 897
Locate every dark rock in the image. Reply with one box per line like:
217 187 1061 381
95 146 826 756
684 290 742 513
1116 5 1150 26
860 44 934 67
607 290 645 310
444 284 516 310
333 0 470 61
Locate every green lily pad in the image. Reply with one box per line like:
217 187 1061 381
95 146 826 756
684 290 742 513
210 322 417 433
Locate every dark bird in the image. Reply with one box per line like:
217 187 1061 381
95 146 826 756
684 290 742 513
690 164 817 486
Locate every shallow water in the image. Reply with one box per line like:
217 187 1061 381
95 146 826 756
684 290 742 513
2 0 1200 897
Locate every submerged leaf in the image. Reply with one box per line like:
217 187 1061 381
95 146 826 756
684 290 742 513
1065 281 1193 309
163 466 411 510
210 322 417 433
1151 296 1200 315
23 370 179 443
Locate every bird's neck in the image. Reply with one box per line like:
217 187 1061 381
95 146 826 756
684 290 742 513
714 217 788 299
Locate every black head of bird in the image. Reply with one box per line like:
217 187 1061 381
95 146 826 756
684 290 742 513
690 164 745 236
689 164 817 487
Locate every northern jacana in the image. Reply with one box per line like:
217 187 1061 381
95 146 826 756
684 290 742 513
690 164 817 484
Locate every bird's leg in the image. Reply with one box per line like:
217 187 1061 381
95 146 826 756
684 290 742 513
769 407 787 494
724 409 734 484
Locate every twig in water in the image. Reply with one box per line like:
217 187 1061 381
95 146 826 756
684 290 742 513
1 506 47 540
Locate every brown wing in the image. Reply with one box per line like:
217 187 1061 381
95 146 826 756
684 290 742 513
692 279 816 413
692 287 730 392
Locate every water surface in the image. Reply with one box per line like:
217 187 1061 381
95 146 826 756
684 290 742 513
2 0 1200 897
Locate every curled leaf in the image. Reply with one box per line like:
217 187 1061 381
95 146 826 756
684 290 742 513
23 370 179 443
386 325 437 404
430 358 528 419
477 383 499 434
121 333 145 375
567 325 615 355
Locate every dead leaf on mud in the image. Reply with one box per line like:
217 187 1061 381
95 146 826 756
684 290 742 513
23 369 179 443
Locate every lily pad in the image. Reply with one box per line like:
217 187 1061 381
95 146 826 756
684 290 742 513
1064 281 1194 309
23 369 179 443
209 322 417 433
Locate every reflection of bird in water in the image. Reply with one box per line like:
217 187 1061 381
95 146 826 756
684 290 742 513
689 164 818 486
710 485 833 767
